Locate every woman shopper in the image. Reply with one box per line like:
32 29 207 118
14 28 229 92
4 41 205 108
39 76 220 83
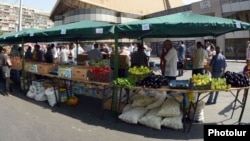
1 46 12 96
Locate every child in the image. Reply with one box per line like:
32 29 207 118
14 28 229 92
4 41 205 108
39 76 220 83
243 59 250 77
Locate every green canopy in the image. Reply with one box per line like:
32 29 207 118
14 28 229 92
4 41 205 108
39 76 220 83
116 12 250 38
35 20 115 42
0 28 41 43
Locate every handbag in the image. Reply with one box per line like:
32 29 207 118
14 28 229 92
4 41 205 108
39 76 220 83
177 61 184 69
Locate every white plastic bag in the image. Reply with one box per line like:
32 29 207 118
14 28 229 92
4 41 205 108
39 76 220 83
26 85 37 99
138 108 162 130
189 101 205 122
45 87 58 107
35 87 47 101
118 107 148 124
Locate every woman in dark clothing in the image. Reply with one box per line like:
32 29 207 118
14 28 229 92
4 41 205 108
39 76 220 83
1 46 12 96
44 44 54 63
32 44 44 62
25 46 33 60
130 43 148 67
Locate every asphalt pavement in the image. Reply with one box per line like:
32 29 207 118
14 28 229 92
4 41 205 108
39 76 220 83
0 59 249 141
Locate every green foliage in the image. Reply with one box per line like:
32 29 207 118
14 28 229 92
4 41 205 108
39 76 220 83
113 78 136 89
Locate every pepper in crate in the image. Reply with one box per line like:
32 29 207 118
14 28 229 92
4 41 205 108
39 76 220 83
88 67 113 83
113 78 136 89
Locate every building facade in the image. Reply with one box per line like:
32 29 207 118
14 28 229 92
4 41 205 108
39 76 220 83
146 0 250 59
51 0 250 59
0 2 54 34
50 0 184 25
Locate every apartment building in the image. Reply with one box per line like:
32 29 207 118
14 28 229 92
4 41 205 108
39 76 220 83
0 2 54 34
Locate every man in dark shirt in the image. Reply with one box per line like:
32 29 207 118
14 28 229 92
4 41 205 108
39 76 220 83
87 43 103 60
206 46 227 105
130 43 148 67
99 43 109 59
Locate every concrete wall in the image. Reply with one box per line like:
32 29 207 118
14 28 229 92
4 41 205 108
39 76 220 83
79 0 184 15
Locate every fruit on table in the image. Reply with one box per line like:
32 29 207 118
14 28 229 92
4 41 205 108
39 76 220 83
211 78 231 90
128 66 151 75
191 74 211 86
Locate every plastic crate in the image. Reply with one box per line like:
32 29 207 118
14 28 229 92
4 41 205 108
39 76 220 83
169 80 190 89
88 71 113 83
190 81 211 90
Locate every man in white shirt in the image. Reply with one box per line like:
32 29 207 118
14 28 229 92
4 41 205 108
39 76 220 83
161 40 178 80
70 43 84 61
144 44 152 62
192 41 208 75
127 43 135 54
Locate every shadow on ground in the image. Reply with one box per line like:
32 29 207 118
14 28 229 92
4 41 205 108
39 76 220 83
10 83 203 140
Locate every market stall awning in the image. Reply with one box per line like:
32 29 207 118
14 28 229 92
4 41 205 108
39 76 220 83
35 20 115 42
0 28 41 44
116 12 250 38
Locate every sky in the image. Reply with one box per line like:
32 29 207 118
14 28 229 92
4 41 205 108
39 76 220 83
0 0 202 12
0 0 57 12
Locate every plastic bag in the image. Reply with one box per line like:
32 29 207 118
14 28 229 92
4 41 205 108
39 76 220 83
35 87 47 101
26 85 37 99
45 87 58 107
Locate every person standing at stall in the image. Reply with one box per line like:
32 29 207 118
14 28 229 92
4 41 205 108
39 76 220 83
87 43 103 60
25 46 33 61
243 59 250 77
160 39 178 81
206 46 227 105
177 40 186 76
32 44 44 62
118 45 131 77
144 43 152 62
99 43 109 59
44 44 54 63
192 41 208 75
130 43 148 67
59 45 69 64
1 46 12 96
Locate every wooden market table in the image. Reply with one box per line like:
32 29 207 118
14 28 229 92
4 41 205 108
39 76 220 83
24 71 112 119
115 86 249 132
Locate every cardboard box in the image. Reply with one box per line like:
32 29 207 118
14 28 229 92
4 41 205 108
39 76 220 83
43 81 54 89
58 65 72 78
110 55 129 69
77 54 88 65
32 79 47 89
37 63 57 74
11 62 22 70
72 66 89 81
24 61 38 73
